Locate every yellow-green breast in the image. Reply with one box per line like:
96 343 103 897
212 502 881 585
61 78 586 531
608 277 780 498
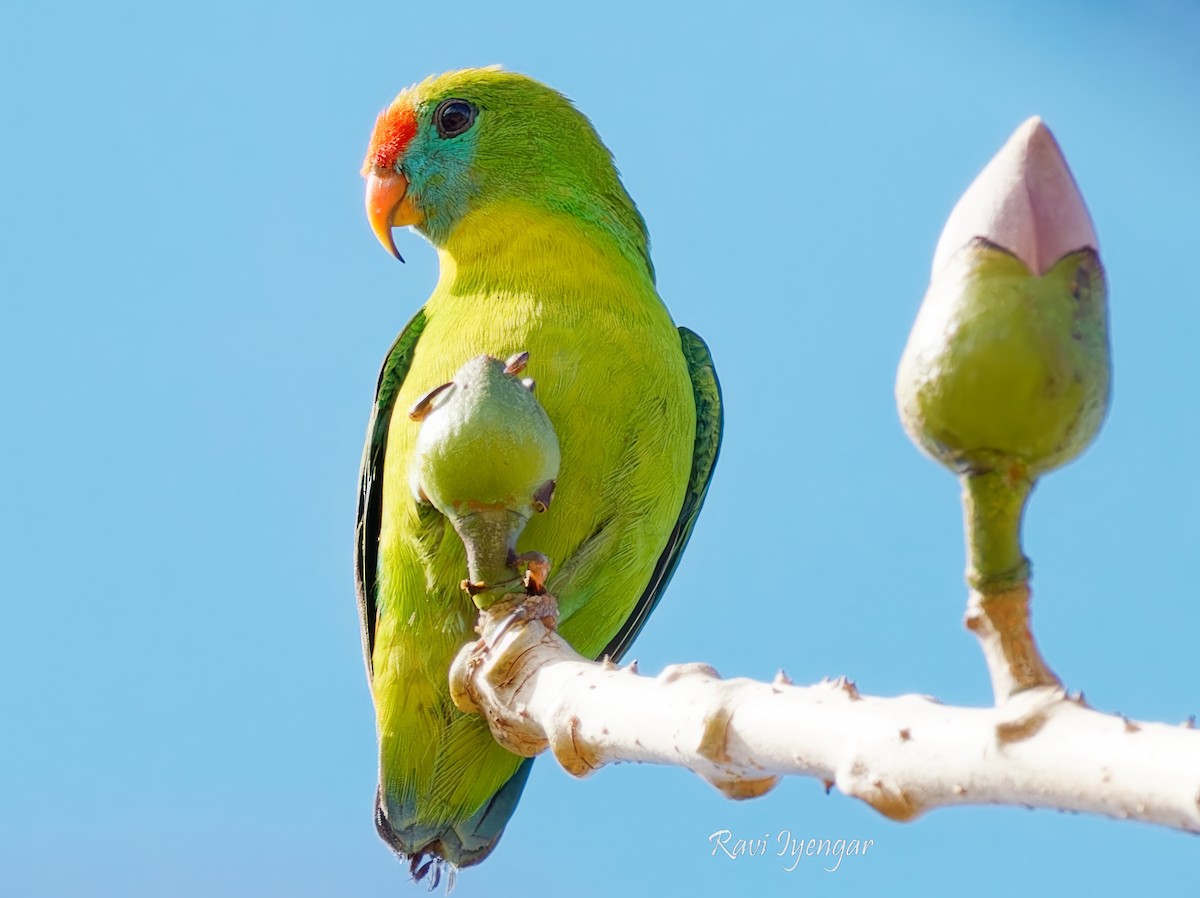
371 199 695 833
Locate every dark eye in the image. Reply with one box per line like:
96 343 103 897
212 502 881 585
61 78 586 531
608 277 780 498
435 99 477 139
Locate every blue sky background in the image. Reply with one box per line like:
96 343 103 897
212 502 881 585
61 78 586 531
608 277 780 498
3 1 1198 895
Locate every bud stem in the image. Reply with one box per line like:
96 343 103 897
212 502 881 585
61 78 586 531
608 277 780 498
960 466 1061 702
962 466 1031 590
451 508 526 608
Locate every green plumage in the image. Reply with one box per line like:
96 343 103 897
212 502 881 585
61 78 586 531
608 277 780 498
355 68 722 881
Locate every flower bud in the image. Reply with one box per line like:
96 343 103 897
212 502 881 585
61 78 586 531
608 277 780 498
897 118 1110 475
410 353 560 604
411 354 560 519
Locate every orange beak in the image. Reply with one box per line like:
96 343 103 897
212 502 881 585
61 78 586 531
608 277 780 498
364 171 423 262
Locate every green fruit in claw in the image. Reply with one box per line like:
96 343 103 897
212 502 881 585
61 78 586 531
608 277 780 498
410 353 559 520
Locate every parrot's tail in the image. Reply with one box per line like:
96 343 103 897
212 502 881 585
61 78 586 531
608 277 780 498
375 758 535 888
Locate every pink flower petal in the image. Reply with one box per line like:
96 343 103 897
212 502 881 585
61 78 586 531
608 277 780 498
933 117 1098 277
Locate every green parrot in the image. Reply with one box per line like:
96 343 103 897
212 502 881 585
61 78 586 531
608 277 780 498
355 67 722 882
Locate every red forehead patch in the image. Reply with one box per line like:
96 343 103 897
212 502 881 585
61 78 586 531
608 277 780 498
362 102 418 174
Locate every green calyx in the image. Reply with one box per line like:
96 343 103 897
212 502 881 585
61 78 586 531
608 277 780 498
896 240 1110 478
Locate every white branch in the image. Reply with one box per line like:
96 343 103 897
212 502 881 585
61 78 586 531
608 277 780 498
450 613 1200 833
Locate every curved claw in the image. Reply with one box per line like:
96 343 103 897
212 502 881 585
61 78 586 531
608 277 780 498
514 551 551 594
408 381 454 421
504 351 530 375
531 479 556 513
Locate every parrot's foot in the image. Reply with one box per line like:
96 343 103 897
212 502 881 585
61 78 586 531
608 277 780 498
450 588 560 716
460 548 549 608
480 590 560 647
461 575 524 599
513 551 551 594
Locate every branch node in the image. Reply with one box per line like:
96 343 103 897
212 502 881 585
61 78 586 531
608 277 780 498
708 774 780 801
448 640 484 715
853 778 924 821
547 713 599 777
995 712 1048 744
659 662 720 683
994 686 1060 744
839 756 925 821
698 705 734 764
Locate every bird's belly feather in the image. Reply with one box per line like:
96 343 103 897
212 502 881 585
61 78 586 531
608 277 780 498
371 284 693 831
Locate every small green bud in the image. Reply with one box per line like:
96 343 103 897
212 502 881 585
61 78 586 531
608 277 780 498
410 353 560 519
409 353 560 605
896 118 1110 476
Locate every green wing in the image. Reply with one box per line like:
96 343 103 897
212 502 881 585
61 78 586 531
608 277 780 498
356 318 717 870
601 326 723 661
356 309 536 868
355 307 427 678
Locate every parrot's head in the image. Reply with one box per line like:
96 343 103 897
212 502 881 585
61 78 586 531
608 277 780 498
362 67 650 270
